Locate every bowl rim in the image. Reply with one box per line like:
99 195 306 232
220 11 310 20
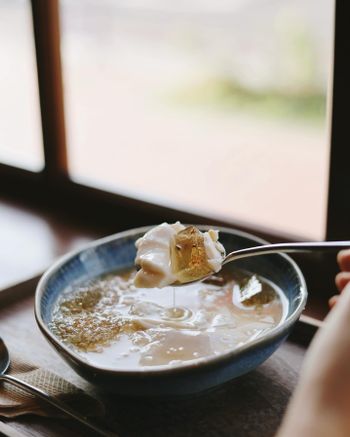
35 224 308 377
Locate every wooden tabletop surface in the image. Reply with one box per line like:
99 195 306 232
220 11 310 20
0 199 98 293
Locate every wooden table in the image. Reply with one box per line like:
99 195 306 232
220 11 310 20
0 277 318 437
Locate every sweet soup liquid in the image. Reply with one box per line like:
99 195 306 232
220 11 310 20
50 270 288 369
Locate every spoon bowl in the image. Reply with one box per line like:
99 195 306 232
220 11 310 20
0 338 10 375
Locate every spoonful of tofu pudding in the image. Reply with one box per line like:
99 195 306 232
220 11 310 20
134 223 225 288
134 223 350 289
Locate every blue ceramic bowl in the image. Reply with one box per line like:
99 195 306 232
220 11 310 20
35 225 307 397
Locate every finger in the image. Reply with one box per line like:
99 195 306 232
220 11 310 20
337 249 350 271
335 271 350 292
324 283 350 327
329 295 339 308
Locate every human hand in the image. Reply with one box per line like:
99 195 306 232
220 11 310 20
278 249 350 437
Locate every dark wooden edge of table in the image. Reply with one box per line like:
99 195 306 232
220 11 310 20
0 422 28 437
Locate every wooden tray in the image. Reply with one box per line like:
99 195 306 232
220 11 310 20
0 277 320 437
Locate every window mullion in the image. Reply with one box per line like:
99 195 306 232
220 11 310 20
326 0 350 240
31 0 67 183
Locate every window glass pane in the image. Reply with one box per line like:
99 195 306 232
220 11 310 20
61 0 333 239
0 0 44 171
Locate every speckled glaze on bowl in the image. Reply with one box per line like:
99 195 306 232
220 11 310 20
35 226 307 397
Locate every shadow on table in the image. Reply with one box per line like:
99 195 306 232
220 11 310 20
104 346 302 437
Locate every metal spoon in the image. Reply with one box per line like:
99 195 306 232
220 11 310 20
174 240 350 286
0 337 117 437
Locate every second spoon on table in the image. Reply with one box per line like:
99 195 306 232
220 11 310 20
0 337 117 437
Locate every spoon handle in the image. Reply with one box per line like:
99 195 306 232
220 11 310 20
0 374 117 437
223 241 350 265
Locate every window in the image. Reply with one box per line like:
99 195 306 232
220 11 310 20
0 0 44 171
60 0 334 239
1 0 347 244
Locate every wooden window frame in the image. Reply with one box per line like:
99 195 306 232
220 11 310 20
0 0 347 317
